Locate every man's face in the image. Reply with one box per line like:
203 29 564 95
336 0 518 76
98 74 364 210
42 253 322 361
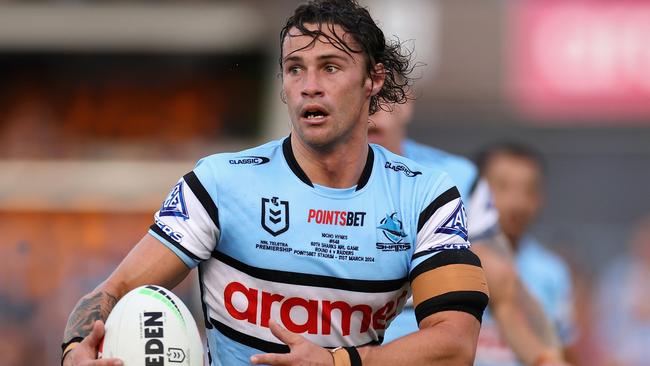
483 153 544 243
281 23 381 150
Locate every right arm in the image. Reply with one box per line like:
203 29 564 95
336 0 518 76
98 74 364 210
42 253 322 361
62 234 191 366
472 233 565 366
467 178 566 365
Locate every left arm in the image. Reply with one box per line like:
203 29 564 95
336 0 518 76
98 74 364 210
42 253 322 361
359 310 480 365
252 310 480 366
252 248 489 366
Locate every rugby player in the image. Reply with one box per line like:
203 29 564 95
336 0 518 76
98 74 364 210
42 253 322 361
475 143 577 365
61 1 488 365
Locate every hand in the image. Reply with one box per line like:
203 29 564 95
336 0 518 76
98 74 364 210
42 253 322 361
63 320 123 366
250 320 333 365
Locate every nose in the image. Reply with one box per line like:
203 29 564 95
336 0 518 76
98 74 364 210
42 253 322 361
301 70 324 98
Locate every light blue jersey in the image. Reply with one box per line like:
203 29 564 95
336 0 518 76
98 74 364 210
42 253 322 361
475 236 576 366
383 139 500 344
149 137 486 365
402 139 477 200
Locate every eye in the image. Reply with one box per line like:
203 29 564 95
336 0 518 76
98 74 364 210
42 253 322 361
324 65 339 73
286 65 302 75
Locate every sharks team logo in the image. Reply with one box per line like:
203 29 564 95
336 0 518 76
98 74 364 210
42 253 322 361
160 181 189 220
261 197 290 236
377 213 408 243
435 201 469 241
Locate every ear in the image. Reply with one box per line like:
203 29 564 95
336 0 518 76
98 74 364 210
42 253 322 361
367 63 386 97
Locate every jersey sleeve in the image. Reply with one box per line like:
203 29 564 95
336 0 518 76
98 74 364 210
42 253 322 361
409 174 489 325
148 165 221 268
466 178 500 241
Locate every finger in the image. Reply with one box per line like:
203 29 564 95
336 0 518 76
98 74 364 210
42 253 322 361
268 319 303 347
250 352 291 365
82 320 106 348
75 321 124 366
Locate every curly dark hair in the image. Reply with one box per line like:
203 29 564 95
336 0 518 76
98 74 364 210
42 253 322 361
280 0 416 115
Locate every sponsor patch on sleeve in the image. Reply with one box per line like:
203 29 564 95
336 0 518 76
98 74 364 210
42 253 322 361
434 201 468 241
160 181 189 220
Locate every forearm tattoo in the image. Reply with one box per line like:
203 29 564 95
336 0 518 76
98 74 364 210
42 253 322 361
63 291 118 342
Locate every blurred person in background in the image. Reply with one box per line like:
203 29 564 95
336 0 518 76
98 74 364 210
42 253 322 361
370 101 570 366
61 1 490 365
475 142 578 365
594 214 650 366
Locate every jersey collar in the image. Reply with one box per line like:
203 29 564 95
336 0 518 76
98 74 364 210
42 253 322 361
282 136 374 191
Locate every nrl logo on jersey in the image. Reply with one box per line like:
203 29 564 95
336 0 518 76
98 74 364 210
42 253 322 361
435 201 468 241
160 181 189 220
384 162 422 177
261 196 289 236
229 156 270 166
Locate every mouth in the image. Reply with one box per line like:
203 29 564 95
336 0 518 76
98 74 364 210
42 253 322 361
300 105 329 121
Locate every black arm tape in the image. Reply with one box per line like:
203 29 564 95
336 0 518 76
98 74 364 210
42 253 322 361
410 249 481 282
414 290 489 324
345 346 362 366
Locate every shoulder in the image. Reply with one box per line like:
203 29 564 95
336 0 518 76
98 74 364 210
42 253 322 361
371 144 463 225
402 139 478 197
195 139 281 167
372 143 454 189
192 139 283 181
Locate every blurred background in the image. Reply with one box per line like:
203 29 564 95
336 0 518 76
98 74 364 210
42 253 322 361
1 0 649 365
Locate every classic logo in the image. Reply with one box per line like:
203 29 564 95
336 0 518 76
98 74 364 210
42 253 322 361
229 156 270 166
377 213 408 243
384 162 422 177
435 201 469 241
261 197 290 236
160 181 189 220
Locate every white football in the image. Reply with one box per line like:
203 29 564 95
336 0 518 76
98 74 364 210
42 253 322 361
100 285 204 366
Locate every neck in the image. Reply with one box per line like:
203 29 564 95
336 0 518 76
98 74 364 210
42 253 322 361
382 135 405 156
290 133 369 189
394 132 406 156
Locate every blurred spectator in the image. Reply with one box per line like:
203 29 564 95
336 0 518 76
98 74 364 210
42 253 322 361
475 142 578 365
594 214 650 366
